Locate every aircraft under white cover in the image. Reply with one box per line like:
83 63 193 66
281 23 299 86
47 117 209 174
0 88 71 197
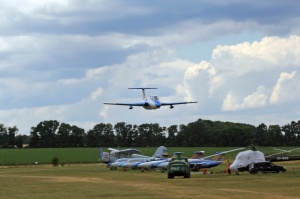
103 88 197 110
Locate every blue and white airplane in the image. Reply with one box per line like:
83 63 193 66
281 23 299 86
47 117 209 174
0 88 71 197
155 148 246 171
102 146 168 170
104 88 197 110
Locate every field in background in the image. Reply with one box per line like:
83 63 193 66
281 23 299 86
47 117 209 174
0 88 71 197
1 147 300 166
0 161 300 199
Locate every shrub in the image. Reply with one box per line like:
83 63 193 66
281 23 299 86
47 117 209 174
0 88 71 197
51 157 59 166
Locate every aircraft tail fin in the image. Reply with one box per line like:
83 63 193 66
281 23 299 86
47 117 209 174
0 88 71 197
191 151 204 159
98 148 103 161
153 146 168 158
128 88 157 100
212 152 226 161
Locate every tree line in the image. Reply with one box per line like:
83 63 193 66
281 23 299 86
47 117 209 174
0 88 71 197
0 119 300 148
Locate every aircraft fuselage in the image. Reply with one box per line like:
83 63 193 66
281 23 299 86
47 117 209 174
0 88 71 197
141 97 161 110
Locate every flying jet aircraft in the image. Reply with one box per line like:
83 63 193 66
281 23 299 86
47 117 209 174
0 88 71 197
103 88 197 110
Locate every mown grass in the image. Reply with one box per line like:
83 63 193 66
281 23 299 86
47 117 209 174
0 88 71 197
1 147 300 166
0 161 300 199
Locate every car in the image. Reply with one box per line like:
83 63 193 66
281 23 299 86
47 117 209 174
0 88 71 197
248 161 286 174
167 152 190 178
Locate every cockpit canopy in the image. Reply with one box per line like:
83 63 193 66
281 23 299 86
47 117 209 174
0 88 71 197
150 95 159 101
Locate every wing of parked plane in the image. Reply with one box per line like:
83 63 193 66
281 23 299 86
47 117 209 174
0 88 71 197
100 148 142 163
108 148 141 155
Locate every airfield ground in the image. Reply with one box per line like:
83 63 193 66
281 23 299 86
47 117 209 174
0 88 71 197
0 161 300 199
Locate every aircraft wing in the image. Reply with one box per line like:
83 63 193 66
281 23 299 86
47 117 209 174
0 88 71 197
160 101 198 106
265 147 300 158
104 102 145 107
203 147 246 159
108 148 141 155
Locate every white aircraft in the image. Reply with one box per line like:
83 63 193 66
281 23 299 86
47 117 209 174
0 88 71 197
102 146 168 170
100 147 143 163
103 88 197 110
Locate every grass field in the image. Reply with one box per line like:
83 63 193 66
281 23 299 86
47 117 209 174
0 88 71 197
0 161 300 199
1 147 300 166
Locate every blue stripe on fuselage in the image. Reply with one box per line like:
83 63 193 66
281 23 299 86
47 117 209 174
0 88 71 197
154 100 161 108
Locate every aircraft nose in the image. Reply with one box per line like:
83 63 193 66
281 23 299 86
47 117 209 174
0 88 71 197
144 102 150 107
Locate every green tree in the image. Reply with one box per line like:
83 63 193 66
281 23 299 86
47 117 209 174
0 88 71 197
150 123 166 146
115 122 133 147
282 121 299 146
268 125 283 146
7 126 18 147
256 123 269 146
166 125 178 147
30 120 60 148
69 125 85 147
0 124 8 148
86 123 114 147
15 135 24 148
56 123 72 147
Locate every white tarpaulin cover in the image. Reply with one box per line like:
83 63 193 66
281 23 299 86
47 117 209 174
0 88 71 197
230 150 265 171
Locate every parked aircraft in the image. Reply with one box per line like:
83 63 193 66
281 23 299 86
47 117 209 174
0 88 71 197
103 88 197 110
110 158 148 170
116 150 170 171
154 148 246 171
134 152 171 170
102 146 168 170
100 146 167 164
265 147 300 162
230 145 300 174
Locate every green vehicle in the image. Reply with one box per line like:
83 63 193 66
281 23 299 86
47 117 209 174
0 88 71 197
167 152 191 179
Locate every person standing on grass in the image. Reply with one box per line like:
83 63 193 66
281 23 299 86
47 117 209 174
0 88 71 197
227 161 231 175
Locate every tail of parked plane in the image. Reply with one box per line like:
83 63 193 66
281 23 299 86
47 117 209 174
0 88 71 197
98 148 103 161
153 146 168 158
99 147 110 163
128 88 157 100
191 151 205 159
212 152 226 161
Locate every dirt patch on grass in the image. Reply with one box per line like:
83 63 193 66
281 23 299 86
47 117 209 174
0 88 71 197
47 176 109 183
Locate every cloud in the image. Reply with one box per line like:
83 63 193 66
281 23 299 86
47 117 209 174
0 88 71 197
270 71 300 104
1 1 300 134
222 87 268 111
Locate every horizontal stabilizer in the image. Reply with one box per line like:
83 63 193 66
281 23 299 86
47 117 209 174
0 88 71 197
128 88 157 90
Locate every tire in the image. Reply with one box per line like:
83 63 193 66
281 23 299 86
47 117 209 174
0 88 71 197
184 173 190 178
278 170 283 174
257 171 263 175
168 174 174 179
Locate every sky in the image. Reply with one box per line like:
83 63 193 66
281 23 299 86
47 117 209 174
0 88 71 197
1 0 300 135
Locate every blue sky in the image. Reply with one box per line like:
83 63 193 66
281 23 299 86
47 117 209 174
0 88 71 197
1 0 300 134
